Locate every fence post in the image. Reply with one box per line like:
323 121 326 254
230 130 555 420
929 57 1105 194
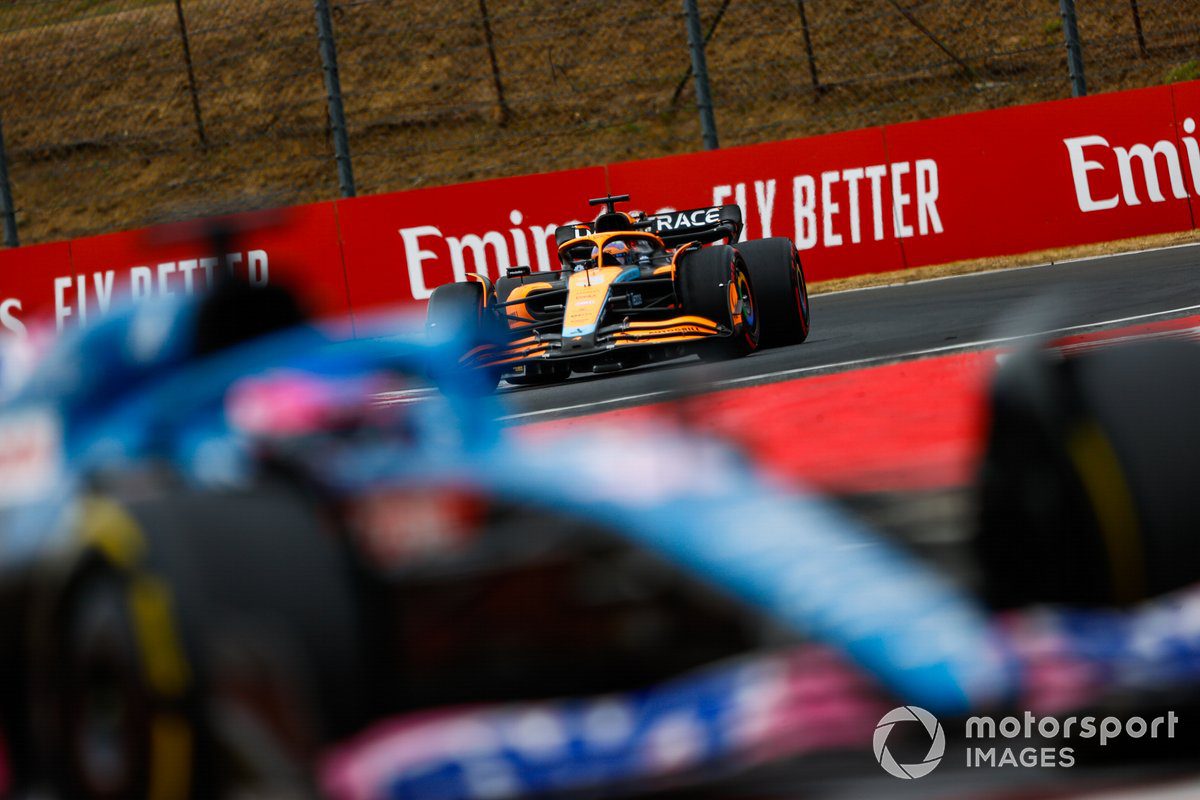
477 0 510 124
0 113 18 248
1129 0 1148 58
314 0 356 197
1059 0 1088 97
795 1 822 100
173 0 208 148
682 0 719 150
670 0 731 107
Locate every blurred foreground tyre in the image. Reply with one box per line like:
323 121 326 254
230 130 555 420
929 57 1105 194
737 237 810 347
425 281 502 392
38 488 368 798
976 340 1200 609
678 245 760 360
57 570 165 800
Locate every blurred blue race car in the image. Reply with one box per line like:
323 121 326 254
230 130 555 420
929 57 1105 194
2 273 1199 800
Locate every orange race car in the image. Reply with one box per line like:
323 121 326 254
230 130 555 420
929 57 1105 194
425 193 810 388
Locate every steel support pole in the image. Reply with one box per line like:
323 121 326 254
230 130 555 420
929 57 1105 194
174 0 208 148
478 0 510 124
0 113 18 248
314 0 356 197
683 0 719 150
1060 0 1088 97
1129 0 1148 58
796 0 822 99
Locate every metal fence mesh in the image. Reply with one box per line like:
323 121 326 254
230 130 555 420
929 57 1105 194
0 0 1197 246
705 0 1200 143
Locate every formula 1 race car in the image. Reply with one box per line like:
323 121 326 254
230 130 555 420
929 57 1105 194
0 277 963 800
425 194 810 387
7 271 1200 799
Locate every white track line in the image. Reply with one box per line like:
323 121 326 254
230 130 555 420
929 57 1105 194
815 241 1200 297
497 303 1200 421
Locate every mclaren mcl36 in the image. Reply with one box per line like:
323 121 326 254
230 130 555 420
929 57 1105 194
425 194 810 388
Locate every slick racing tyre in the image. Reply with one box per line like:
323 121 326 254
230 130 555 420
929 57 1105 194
737 237 810 348
678 245 760 360
975 341 1200 609
426 281 501 392
37 488 369 799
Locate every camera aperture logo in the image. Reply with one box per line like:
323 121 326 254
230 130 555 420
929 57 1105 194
874 708 1180 777
873 706 946 779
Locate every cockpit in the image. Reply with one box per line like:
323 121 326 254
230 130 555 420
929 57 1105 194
559 234 669 272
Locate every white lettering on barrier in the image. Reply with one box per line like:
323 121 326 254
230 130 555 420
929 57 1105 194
394 163 946 297
865 164 888 241
891 161 913 239
1 299 26 338
754 180 776 238
821 171 842 247
45 251 270 332
1185 118 1200 195
1065 119 1200 213
842 167 864 243
916 159 943 236
783 159 938 249
793 175 817 249
1065 135 1119 212
400 213 583 300
401 225 442 300
447 231 510 282
1114 141 1188 205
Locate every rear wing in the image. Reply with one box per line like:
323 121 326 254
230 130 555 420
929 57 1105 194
553 204 743 250
640 204 742 246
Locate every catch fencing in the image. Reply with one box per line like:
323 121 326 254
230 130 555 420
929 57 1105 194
0 0 1197 247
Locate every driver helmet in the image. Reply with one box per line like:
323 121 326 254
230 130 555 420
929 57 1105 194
599 239 635 266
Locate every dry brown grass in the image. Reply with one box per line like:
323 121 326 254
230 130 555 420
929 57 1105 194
0 0 1196 244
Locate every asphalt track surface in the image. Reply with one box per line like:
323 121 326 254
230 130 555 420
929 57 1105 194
497 243 1200 422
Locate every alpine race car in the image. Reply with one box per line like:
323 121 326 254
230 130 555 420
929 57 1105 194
425 194 810 387
0 276 971 800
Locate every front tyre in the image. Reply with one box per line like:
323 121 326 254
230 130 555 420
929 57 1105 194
425 281 501 392
736 237 809 348
677 245 760 360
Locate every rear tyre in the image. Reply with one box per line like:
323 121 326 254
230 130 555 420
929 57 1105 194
426 281 501 392
975 342 1200 609
677 245 760 361
737 237 809 347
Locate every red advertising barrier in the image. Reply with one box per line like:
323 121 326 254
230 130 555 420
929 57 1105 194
1173 79 1200 227
337 167 608 322
2 81 1199 342
607 127 906 282
0 203 350 339
888 85 1195 269
0 241 72 338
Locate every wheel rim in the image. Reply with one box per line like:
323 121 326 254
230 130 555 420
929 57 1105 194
729 267 755 331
